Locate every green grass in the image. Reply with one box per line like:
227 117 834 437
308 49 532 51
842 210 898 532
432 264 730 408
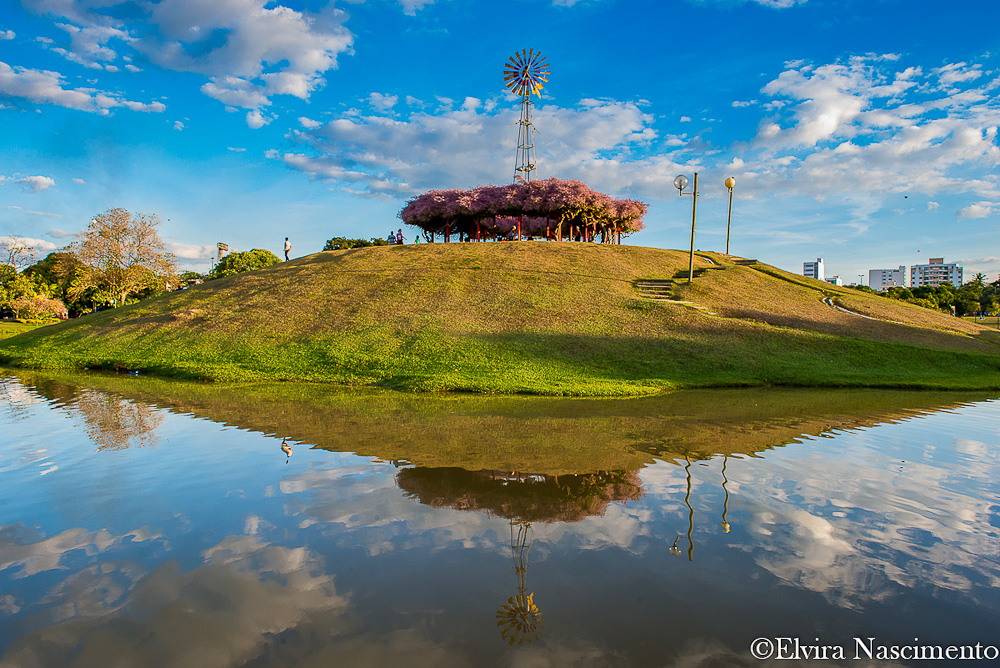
1 243 999 395
0 321 54 341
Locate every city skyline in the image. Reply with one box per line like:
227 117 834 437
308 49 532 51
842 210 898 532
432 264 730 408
1 0 998 277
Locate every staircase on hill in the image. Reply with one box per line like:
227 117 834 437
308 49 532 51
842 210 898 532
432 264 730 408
632 279 675 300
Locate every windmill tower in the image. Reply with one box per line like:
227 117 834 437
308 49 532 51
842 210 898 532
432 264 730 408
504 49 549 183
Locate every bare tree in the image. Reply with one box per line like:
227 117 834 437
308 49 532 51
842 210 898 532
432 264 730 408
72 208 176 307
1 236 37 271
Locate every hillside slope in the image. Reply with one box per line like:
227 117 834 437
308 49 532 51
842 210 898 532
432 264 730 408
1 243 998 395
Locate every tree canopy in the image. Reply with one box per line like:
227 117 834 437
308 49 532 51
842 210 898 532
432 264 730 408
399 178 647 243
209 249 281 279
71 208 176 308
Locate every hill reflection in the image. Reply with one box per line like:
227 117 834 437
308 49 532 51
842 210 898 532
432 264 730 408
5 370 991 476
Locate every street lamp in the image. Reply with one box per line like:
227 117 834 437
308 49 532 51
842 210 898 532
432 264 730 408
674 173 698 283
724 177 735 255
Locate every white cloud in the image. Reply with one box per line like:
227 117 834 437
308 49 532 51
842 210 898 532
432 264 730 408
27 210 63 218
246 109 271 129
398 0 437 15
298 116 322 129
739 55 1000 201
369 91 398 112
0 61 164 114
166 241 216 260
173 120 184 131
934 62 984 87
926 201 939 211
48 228 76 239
23 0 354 118
146 0 352 111
279 96 668 197
18 175 56 192
0 30 14 40
0 235 58 252
227 146 247 152
957 201 997 219
679 115 691 122
201 76 271 109
48 22 131 70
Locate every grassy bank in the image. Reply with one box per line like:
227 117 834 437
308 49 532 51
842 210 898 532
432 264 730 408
1 243 999 395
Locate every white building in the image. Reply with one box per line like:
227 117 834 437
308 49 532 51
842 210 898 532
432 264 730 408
869 266 906 291
803 258 825 281
824 275 843 287
911 258 962 288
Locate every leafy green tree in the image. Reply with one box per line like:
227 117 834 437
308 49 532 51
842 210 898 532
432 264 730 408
209 249 280 279
1 264 64 317
23 252 94 315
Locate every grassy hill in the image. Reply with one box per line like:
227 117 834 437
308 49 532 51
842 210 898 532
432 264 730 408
1 242 998 395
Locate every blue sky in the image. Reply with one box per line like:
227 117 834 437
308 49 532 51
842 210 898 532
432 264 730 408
1 0 998 281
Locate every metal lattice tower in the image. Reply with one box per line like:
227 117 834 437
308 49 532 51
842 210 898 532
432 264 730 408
504 49 549 183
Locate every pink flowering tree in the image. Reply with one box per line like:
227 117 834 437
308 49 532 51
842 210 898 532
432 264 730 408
399 179 647 244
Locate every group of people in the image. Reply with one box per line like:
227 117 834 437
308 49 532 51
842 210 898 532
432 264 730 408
387 229 417 245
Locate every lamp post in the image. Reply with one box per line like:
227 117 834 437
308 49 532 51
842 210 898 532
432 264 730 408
724 177 735 256
674 173 698 283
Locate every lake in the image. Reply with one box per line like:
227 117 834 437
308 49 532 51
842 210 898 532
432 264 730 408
1 371 998 667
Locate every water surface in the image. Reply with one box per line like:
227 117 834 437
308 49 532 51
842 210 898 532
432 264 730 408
1 372 998 667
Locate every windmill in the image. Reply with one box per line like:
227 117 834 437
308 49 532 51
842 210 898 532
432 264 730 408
504 49 549 184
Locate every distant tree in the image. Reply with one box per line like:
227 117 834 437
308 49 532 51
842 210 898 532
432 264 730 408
0 263 63 318
209 248 280 279
23 252 93 315
955 299 980 317
11 294 67 321
71 208 176 308
179 270 204 282
1 237 36 271
884 286 914 301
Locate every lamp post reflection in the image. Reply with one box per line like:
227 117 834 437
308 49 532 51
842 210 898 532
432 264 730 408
720 455 731 534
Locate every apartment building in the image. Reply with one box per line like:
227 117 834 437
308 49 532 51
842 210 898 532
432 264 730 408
869 266 906 291
911 258 962 287
825 276 843 287
803 258 825 281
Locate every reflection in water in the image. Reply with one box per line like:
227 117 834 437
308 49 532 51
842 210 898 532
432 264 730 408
74 389 163 452
720 455 731 534
398 467 646 645
495 520 543 646
682 456 694 561
1 372 998 667
396 467 643 523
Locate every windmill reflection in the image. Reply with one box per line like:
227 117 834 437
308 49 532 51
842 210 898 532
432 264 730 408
495 520 543 646
397 467 643 645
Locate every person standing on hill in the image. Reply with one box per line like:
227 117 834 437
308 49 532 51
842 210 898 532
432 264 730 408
396 229 405 245
284 237 291 261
